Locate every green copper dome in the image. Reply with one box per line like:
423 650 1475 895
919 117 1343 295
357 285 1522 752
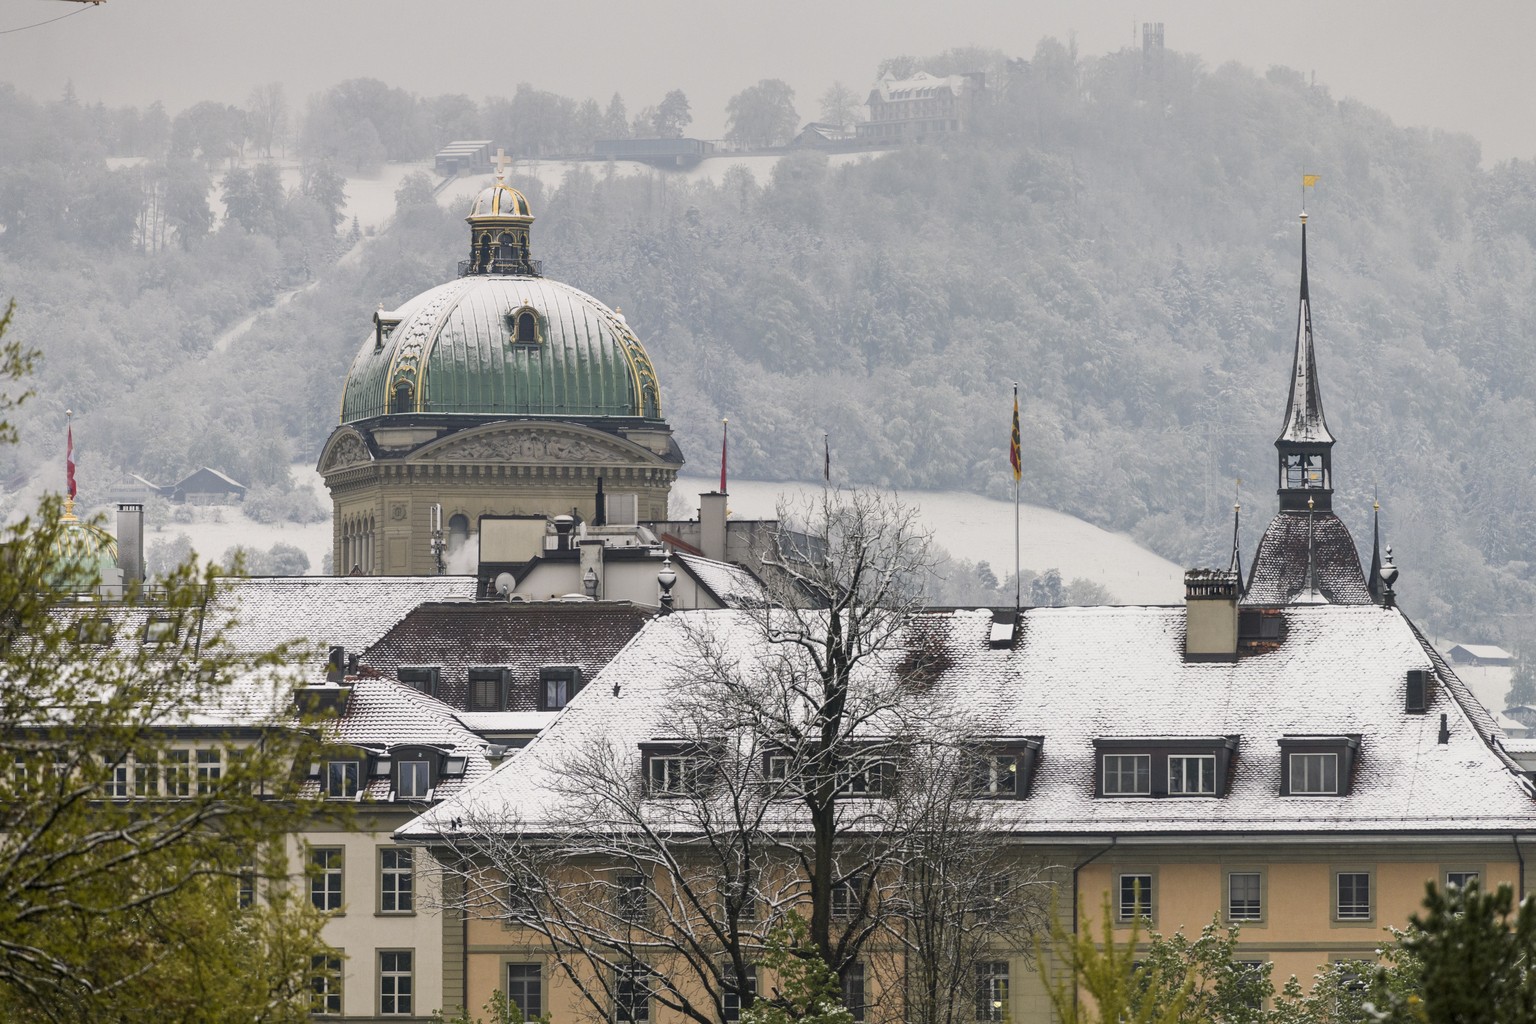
339 276 663 424
48 509 118 590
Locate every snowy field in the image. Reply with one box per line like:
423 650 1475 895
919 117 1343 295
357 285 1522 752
119 464 1181 603
670 476 1182 605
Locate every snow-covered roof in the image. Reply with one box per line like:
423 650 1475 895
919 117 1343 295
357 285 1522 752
206 575 478 656
674 552 767 607
301 678 493 802
1450 643 1513 661
402 603 1536 841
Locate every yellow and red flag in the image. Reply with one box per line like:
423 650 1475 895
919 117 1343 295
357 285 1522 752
1009 387 1021 482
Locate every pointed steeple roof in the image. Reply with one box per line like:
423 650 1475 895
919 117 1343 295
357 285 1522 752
1367 500 1385 603
1277 213 1335 446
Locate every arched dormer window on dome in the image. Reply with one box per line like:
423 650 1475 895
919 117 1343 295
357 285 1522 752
506 306 545 348
392 380 414 414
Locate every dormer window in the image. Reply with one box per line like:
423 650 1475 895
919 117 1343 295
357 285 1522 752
642 742 716 796
506 306 543 348
1094 738 1238 798
397 666 440 697
468 666 510 711
1278 736 1360 796
972 738 1043 799
326 760 359 799
539 665 583 711
397 759 432 800
838 752 897 797
77 617 114 645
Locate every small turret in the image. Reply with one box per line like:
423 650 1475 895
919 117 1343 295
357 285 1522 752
462 152 539 278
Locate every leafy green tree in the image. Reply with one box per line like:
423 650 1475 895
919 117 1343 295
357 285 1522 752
744 917 854 1024
1134 919 1272 1024
1043 896 1191 1024
725 79 799 148
433 988 549 1024
0 305 329 1022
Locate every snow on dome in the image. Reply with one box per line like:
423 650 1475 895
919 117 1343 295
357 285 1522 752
468 183 532 220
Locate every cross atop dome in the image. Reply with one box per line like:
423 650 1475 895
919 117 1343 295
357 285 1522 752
492 147 512 183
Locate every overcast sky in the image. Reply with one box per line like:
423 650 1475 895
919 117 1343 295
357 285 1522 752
4 0 1534 164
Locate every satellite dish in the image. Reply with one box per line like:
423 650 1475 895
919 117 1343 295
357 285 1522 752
494 572 516 598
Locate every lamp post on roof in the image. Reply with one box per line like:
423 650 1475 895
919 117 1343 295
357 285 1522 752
657 556 677 614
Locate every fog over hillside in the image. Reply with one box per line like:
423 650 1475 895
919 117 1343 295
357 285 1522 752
4 38 1536 660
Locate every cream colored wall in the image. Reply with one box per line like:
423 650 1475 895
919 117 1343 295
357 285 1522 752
328 471 675 576
292 826 446 1019
1079 845 1521 996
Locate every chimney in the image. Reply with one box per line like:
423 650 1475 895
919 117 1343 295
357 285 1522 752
552 514 575 551
699 492 727 562
1184 568 1239 659
116 503 145 593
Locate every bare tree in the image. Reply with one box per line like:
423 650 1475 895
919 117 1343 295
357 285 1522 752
818 82 863 128
427 491 1051 1024
247 83 288 160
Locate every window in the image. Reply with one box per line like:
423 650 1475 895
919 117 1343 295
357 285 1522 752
143 617 178 645
971 871 1011 924
506 964 543 1019
397 760 431 799
1446 870 1480 892
1228 872 1263 921
765 753 798 791
196 749 221 794
840 962 866 1023
327 760 359 799
832 875 865 919
166 749 190 798
1168 755 1216 795
647 753 709 795
380 848 413 914
975 961 1009 1021
77 617 114 645
839 755 894 796
468 667 508 711
722 964 757 1022
379 950 413 1015
1235 961 1267 1010
1280 737 1359 796
103 756 130 800
310 953 343 1015
133 755 158 798
1119 873 1153 922
1103 754 1151 795
615 965 652 1022
1336 872 1372 921
1289 753 1338 795
616 871 646 922
1406 669 1429 713
237 868 256 909
974 754 1017 796
397 666 439 696
311 848 343 912
540 666 583 710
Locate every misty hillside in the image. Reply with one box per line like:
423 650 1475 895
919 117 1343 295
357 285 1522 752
4 41 1536 647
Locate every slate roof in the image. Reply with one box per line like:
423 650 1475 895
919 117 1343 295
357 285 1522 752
360 601 651 711
402 604 1535 841
205 576 478 656
302 677 493 802
1244 511 1371 605
674 552 767 607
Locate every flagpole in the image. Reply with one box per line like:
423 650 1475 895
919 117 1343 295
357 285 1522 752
65 408 75 519
1012 383 1021 609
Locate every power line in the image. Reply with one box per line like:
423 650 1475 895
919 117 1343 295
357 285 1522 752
0 5 95 37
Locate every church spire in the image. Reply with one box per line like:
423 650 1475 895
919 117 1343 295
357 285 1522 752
1367 500 1385 603
1274 212 1336 511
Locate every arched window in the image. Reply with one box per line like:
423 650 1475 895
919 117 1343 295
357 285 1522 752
517 311 538 344
393 380 414 414
448 513 470 554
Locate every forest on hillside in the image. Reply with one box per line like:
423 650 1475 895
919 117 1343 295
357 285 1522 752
4 40 1536 651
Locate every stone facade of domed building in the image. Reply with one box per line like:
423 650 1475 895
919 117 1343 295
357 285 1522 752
317 174 683 577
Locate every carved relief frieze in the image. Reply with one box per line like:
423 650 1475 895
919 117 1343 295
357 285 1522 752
321 433 373 473
424 427 636 465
